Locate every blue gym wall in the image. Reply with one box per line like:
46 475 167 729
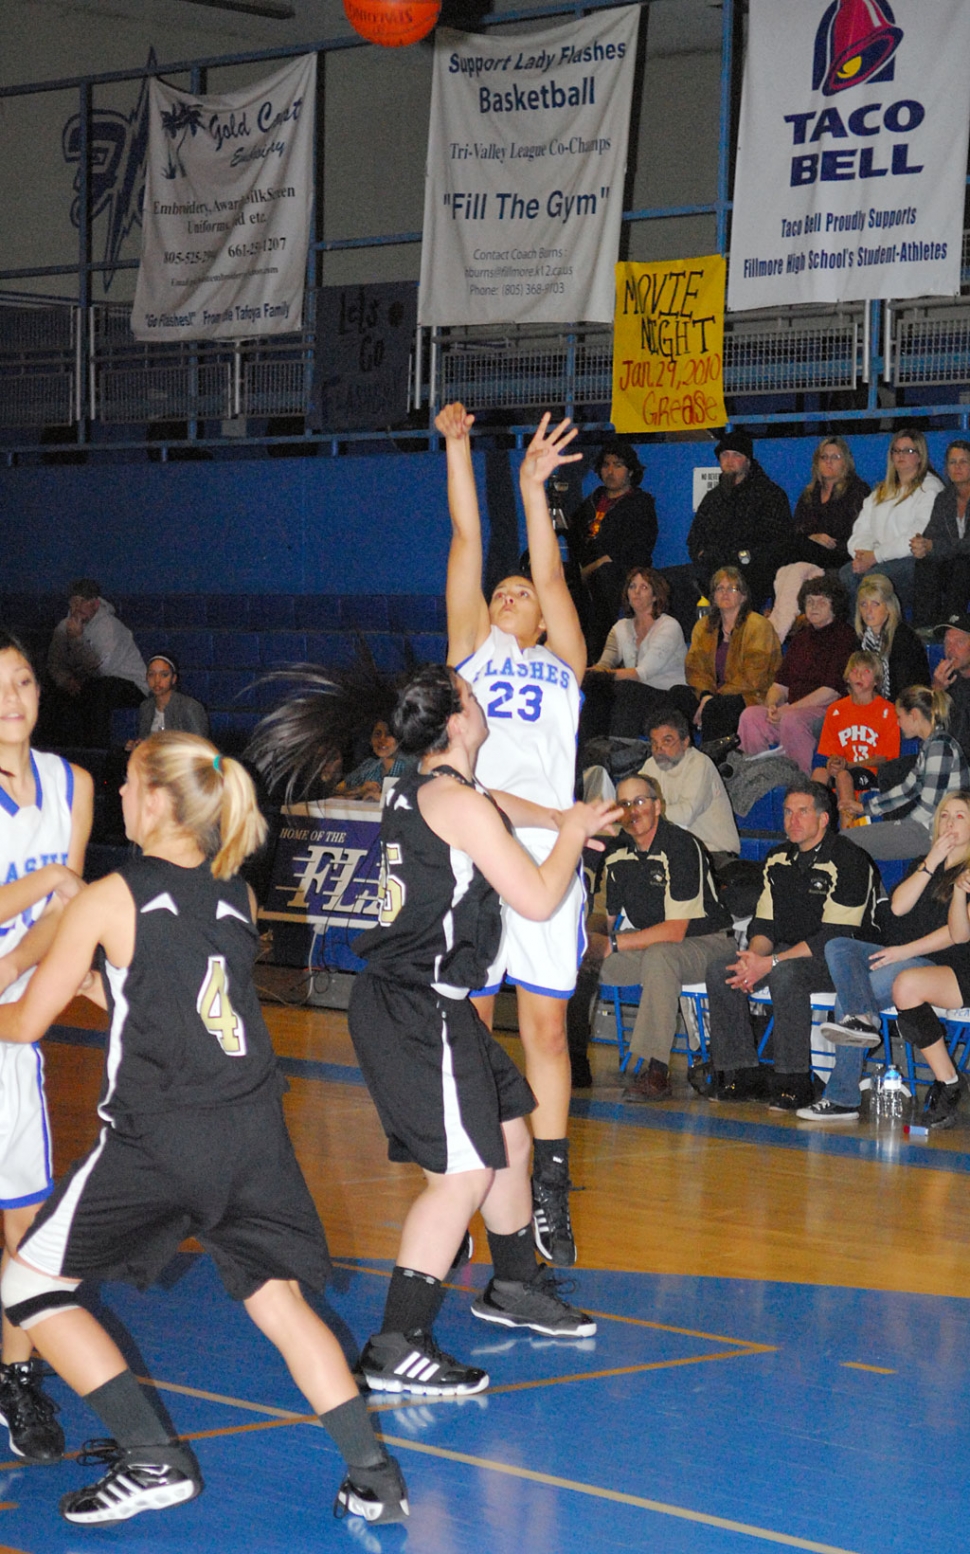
1 431 957 597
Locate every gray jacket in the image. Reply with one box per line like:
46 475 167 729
921 484 970 562
137 689 210 741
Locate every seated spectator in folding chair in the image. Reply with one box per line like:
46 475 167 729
565 774 733 1098
883 850 970 1130
799 792 970 1125
812 651 900 822
704 777 881 1112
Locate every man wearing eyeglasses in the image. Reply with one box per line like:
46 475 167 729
704 778 880 1111
566 774 733 1100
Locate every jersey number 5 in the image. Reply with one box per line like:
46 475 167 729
197 956 247 1056
378 841 406 927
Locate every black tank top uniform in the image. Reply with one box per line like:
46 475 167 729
349 766 535 1175
21 854 330 1301
97 855 283 1127
353 765 504 994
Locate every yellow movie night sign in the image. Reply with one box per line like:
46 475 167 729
611 255 726 434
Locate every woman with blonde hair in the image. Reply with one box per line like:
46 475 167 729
853 572 928 703
839 686 970 859
768 435 870 642
0 731 409 1529
888 848 970 1129
684 565 781 743
839 428 943 607
799 791 970 1125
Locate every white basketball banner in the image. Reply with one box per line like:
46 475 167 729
418 10 640 327
132 54 315 341
727 0 970 310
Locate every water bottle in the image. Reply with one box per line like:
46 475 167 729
875 1065 907 1123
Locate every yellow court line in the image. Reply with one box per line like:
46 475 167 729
138 1375 314 1420
378 1435 861 1554
841 1361 896 1375
331 1258 772 1350
484 1347 776 1395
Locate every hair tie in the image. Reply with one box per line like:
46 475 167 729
213 754 222 771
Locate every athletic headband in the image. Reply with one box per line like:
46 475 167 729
149 655 178 673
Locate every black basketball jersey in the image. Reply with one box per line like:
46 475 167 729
352 766 503 996
97 855 282 1124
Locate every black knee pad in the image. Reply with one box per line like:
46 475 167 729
895 1002 944 1051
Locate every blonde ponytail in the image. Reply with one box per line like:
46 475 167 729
136 732 267 878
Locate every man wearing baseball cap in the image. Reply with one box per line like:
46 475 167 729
687 429 793 611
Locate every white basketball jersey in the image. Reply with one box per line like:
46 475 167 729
459 626 580 821
0 751 74 1005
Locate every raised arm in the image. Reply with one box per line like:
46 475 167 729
438 402 492 665
420 780 619 921
519 414 587 682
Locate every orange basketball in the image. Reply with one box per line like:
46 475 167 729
343 0 441 46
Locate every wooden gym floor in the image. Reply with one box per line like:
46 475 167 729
2 983 970 1553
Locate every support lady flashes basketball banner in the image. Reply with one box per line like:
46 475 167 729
132 54 315 341
727 0 970 310
419 9 639 326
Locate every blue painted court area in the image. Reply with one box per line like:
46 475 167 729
2 1253 967 1554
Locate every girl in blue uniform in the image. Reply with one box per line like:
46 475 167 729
0 631 92 1466
438 404 590 1267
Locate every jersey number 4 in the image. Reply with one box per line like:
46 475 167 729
197 956 247 1056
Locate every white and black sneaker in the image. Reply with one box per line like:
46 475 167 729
820 1015 882 1048
0 1358 64 1464
334 1454 409 1524
795 1098 860 1123
470 1267 597 1337
59 1439 202 1525
532 1173 577 1268
359 1330 489 1396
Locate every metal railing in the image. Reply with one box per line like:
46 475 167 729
2 282 970 439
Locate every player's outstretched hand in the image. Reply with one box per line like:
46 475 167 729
562 798 624 841
520 412 582 487
435 402 475 441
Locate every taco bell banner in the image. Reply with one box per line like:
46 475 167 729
727 0 970 311
419 10 640 327
132 54 315 341
612 256 726 434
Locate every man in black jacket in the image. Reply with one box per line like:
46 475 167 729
704 778 881 1111
568 438 658 657
687 430 793 610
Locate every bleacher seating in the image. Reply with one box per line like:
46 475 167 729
0 592 449 752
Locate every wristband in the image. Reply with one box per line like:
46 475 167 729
610 930 619 953
920 864 933 877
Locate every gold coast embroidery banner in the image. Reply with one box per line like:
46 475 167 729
132 54 315 341
611 256 726 434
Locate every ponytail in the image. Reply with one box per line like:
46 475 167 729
136 732 266 879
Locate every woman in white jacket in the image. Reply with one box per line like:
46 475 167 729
839 428 943 610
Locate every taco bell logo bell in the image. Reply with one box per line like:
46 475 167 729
785 0 922 187
812 0 902 95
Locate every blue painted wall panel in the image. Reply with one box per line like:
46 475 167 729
1 433 956 597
